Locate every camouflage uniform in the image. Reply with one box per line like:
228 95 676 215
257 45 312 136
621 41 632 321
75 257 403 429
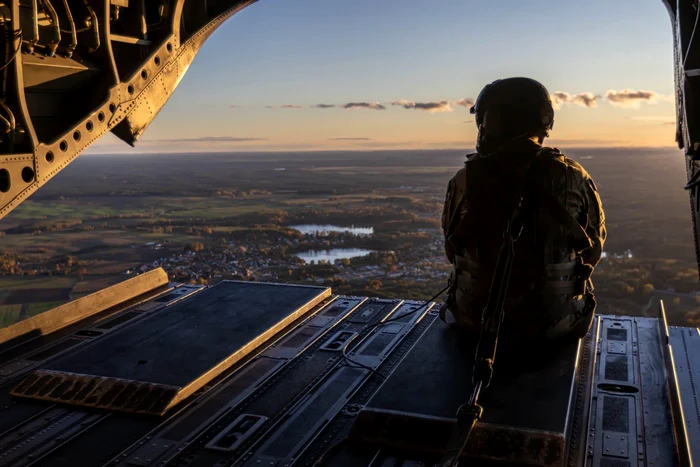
441 137 606 341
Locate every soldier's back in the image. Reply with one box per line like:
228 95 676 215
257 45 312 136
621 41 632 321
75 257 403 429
443 141 600 342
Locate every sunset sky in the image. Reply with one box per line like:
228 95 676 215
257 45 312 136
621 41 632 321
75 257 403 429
92 0 678 153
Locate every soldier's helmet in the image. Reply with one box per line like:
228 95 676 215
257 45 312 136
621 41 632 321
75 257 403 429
470 77 555 139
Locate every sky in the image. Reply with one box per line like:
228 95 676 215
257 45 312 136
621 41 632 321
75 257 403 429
92 0 678 153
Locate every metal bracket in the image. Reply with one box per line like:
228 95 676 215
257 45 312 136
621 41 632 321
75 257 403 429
204 414 267 453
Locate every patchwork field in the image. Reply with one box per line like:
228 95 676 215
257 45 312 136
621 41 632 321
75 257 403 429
0 147 697 327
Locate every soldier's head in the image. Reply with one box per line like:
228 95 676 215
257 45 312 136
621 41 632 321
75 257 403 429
470 77 555 155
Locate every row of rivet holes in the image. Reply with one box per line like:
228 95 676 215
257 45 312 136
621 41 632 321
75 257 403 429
44 42 174 165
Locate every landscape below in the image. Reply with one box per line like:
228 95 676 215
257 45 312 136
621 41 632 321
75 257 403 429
0 147 697 328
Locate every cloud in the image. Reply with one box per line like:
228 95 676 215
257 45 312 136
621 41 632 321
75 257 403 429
343 102 386 110
455 98 475 108
606 89 658 108
311 104 335 109
230 105 243 108
163 136 269 143
552 91 598 109
391 100 452 112
572 93 598 108
280 104 302 109
551 91 571 110
328 137 372 141
354 141 418 148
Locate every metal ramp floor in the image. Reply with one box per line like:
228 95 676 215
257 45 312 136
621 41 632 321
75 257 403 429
10 282 330 415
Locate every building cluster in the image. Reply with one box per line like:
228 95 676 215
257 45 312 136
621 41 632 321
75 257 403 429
133 229 450 286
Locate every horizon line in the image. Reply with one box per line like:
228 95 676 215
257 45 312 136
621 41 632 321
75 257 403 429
84 144 682 156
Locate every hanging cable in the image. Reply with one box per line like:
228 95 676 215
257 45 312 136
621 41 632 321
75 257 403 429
0 112 10 135
0 28 22 73
0 100 14 152
340 285 449 378
0 101 16 132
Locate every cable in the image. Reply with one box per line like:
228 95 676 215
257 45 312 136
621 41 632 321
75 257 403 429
0 29 22 73
0 100 16 131
60 26 91 34
341 335 386 379
0 113 11 134
339 285 450 378
378 285 449 325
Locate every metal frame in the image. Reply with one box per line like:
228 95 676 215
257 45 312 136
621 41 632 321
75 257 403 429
663 0 700 275
0 0 258 219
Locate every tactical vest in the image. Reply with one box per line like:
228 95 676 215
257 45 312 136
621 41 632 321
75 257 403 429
444 145 595 338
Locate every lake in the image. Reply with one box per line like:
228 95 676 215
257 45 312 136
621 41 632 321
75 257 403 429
289 224 374 236
296 248 375 263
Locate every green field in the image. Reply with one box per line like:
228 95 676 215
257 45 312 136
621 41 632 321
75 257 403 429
0 304 21 327
0 276 78 289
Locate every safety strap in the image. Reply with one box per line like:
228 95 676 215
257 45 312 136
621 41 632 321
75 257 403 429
438 400 483 467
439 147 540 467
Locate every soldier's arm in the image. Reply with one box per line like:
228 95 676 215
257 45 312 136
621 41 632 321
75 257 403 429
580 176 606 267
441 178 456 264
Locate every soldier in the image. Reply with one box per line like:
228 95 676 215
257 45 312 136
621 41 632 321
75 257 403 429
441 77 606 342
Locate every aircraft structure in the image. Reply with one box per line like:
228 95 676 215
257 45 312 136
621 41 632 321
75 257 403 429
0 1 697 466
